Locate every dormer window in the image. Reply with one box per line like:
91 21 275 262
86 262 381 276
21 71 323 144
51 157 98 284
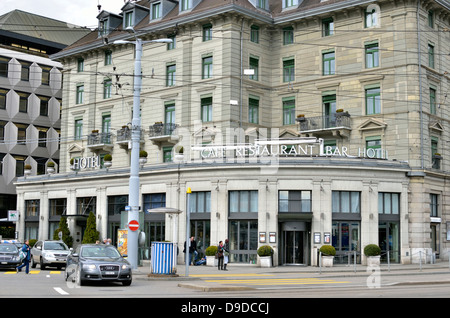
151 2 161 20
99 19 109 36
124 11 134 28
180 0 191 11
283 0 300 9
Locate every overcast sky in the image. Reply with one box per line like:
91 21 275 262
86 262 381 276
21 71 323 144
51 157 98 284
1 0 127 28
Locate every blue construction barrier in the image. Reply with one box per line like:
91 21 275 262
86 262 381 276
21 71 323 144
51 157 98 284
150 242 177 274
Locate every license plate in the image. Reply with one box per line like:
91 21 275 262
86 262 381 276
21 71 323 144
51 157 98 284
105 271 115 275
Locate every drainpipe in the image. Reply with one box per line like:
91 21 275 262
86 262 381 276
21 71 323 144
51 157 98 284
417 0 424 169
239 17 244 137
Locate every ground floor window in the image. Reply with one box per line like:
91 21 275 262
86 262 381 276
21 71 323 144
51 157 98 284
228 220 258 263
332 221 360 263
190 220 210 257
379 221 400 263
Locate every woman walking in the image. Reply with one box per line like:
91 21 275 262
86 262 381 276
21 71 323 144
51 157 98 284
17 240 31 274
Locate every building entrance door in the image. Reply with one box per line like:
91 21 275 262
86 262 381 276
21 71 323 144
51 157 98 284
281 222 309 265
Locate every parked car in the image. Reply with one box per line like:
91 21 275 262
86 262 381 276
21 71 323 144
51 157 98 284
0 243 22 269
31 240 70 270
65 244 132 286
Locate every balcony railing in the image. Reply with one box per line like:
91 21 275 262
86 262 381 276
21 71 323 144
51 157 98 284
116 127 145 142
87 132 112 145
297 114 351 134
148 123 178 138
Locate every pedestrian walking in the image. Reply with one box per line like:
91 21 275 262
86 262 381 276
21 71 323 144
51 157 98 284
223 239 230 271
183 236 198 265
217 241 224 270
17 240 31 274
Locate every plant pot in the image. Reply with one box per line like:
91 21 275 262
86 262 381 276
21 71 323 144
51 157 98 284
139 158 147 165
366 255 380 267
104 161 112 168
259 256 272 268
206 255 217 267
47 167 55 174
321 255 334 267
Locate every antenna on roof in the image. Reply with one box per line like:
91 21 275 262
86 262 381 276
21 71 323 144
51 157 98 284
97 0 101 11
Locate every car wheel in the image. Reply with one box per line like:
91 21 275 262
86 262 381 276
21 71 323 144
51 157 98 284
31 257 37 268
76 266 84 286
40 258 46 270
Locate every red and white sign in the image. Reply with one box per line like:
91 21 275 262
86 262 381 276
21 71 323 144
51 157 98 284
128 220 139 231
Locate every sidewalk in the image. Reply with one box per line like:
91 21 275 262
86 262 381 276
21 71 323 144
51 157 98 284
133 260 450 290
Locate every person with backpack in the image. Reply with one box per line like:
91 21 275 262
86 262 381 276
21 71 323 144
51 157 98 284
17 240 31 274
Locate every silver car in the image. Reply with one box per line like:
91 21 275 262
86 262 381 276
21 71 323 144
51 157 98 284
31 240 70 270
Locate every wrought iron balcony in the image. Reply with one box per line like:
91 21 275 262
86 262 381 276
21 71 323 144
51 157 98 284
297 113 351 137
116 126 145 149
87 131 113 151
148 123 178 141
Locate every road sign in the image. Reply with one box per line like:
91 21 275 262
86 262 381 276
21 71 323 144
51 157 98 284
128 220 139 231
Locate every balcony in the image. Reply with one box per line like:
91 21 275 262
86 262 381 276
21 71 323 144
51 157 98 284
148 123 179 145
115 126 145 149
87 131 113 151
297 113 351 138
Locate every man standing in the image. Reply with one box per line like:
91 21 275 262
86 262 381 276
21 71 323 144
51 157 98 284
184 236 197 265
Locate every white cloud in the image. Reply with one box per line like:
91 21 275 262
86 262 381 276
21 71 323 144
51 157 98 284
1 0 126 28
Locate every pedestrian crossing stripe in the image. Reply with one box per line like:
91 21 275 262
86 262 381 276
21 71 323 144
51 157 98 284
204 278 351 285
3 271 61 275
190 273 273 278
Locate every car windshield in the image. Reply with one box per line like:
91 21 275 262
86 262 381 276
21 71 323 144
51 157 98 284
44 242 68 250
81 246 121 258
0 244 18 253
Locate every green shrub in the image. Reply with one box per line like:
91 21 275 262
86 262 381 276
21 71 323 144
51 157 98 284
257 245 274 257
364 244 381 256
103 154 112 161
319 245 336 256
205 245 218 256
47 161 55 167
139 150 148 158
29 239 37 247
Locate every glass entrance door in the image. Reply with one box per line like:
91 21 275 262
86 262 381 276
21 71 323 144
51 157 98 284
379 222 399 263
284 231 304 264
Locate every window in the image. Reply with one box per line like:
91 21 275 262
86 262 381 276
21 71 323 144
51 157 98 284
39 96 49 116
103 79 112 99
430 193 439 217
366 136 383 158
189 192 211 213
365 8 378 28
37 127 48 147
365 86 381 115
49 198 66 217
282 97 295 125
283 58 295 82
102 114 111 143
25 200 40 217
428 44 435 68
257 0 267 9
165 102 175 126
201 96 212 122
0 120 6 142
378 193 399 215
180 0 190 11
151 3 160 20
203 24 212 41
77 59 84 72
74 118 83 140
41 66 51 85
76 84 84 104
167 35 176 50
15 156 26 177
143 193 166 212
250 25 259 43
163 146 173 162
0 56 9 77
283 27 294 45
332 191 360 213
19 61 31 81
284 0 295 8
108 195 128 216
105 50 112 65
166 64 176 87
428 10 434 28
229 220 258 263
18 92 29 113
125 11 134 27
322 18 334 37
279 190 311 213
322 51 335 75
229 190 258 213
100 19 109 36
77 197 96 216
202 56 213 79
249 57 259 81
430 87 436 114
365 42 379 68
249 97 259 124
0 89 8 109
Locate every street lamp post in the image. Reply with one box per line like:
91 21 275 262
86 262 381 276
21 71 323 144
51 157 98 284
114 29 172 269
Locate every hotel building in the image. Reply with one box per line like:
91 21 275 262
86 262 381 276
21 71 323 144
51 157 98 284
15 0 450 266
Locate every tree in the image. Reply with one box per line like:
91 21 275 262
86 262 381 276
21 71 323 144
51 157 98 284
53 217 73 248
82 212 100 244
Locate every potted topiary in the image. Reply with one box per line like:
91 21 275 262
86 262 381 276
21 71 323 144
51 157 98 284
205 245 218 266
24 164 32 175
364 244 381 266
257 245 274 267
174 146 184 162
139 150 148 165
103 154 112 168
319 245 336 267
47 161 55 174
